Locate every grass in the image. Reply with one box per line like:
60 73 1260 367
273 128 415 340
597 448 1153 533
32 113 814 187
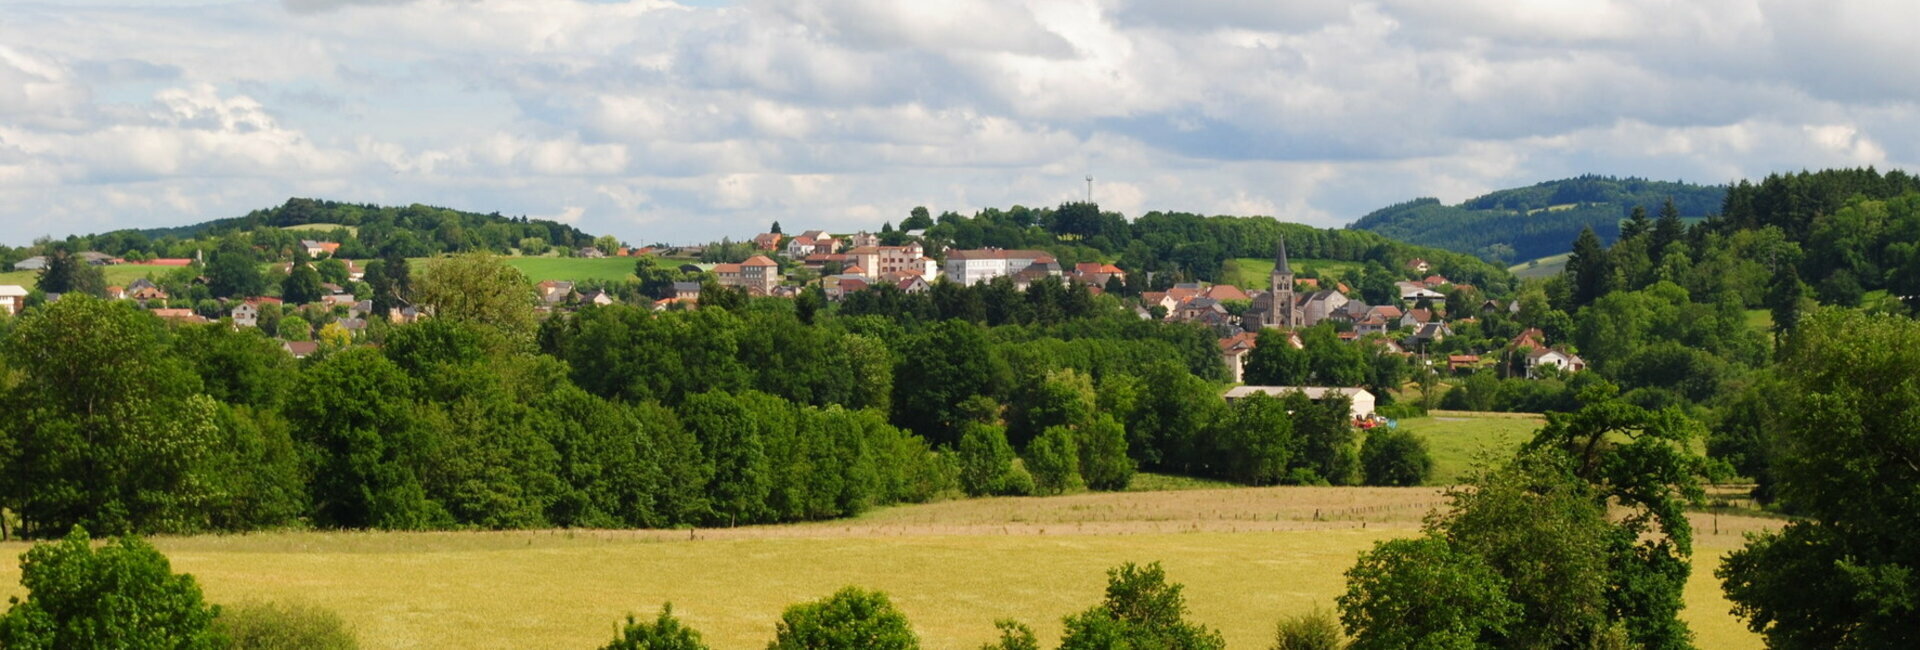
1221 258 1365 290
1508 252 1570 279
0 264 195 290
1392 414 1544 484
0 486 1772 650
283 223 358 235
408 256 641 284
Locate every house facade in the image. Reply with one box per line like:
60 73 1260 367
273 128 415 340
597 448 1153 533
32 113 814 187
715 255 781 294
943 249 1056 285
0 285 27 316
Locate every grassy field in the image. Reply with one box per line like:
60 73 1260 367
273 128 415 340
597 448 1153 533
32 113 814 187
1509 252 1570 279
1221 257 1365 290
283 223 358 235
1393 413 1546 484
0 264 190 289
407 256 641 283
0 483 1770 649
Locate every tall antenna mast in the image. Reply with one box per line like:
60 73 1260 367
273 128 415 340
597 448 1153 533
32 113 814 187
1085 174 1094 203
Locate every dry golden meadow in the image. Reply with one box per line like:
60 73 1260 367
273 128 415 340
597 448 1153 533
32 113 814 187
0 484 1773 649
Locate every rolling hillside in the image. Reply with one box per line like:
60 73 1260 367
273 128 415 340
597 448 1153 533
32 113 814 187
1349 175 1726 264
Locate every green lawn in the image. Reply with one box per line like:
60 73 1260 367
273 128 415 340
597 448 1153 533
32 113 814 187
283 223 357 235
1392 414 1544 484
408 256 641 283
1221 257 1365 290
0 264 194 290
1509 252 1570 279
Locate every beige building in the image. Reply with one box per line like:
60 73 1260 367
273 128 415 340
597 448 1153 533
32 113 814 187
715 255 782 294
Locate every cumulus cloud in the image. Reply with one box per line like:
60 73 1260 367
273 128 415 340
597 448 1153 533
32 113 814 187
0 0 1911 245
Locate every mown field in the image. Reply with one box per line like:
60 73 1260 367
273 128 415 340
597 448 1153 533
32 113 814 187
0 455 1771 649
1394 413 1545 484
403 256 643 283
0 264 190 289
1221 257 1364 290
1508 251 1570 279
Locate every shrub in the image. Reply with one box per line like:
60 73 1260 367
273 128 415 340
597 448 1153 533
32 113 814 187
768 587 917 650
958 424 1026 497
1359 428 1433 487
1270 609 1344 650
0 527 224 649
1058 562 1224 650
977 620 1039 650
603 605 707 650
213 600 357 650
1024 426 1083 495
1076 415 1134 491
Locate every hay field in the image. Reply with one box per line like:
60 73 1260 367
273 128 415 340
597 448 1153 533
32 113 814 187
1395 414 1545 484
0 486 1770 649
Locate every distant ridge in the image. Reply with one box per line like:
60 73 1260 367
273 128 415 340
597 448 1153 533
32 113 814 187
1347 175 1727 263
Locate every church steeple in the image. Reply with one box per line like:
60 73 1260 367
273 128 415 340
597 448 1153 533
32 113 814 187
1273 236 1293 277
1269 236 1296 329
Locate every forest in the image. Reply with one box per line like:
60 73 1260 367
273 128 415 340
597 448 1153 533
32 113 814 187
1349 175 1726 263
0 197 601 268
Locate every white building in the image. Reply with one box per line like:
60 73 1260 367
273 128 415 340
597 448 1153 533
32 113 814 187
1527 348 1588 378
943 249 1056 285
1222 386 1377 419
0 285 28 316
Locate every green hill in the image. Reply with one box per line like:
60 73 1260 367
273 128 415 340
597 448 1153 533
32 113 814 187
1348 175 1726 264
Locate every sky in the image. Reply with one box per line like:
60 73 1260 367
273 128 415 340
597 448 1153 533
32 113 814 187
2 0 1915 246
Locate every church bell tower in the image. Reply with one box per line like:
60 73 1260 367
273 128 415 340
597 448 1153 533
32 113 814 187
1269 236 1295 329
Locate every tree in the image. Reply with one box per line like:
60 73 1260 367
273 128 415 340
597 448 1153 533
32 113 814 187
1650 198 1685 257
1057 562 1225 650
768 587 918 650
1621 205 1652 241
603 605 709 650
278 315 311 342
1524 382 1708 648
0 528 223 649
282 263 324 305
206 238 266 299
957 423 1031 497
891 320 1000 447
32 246 106 297
901 207 934 231
1210 392 1296 485
1765 261 1805 337
314 258 350 286
1718 309 1920 648
1566 226 1610 307
769 221 783 235
1024 426 1082 495
413 252 537 337
1244 330 1309 385
1339 537 1519 650
1359 428 1432 487
1076 415 1134 491
286 348 436 529
0 296 220 537
365 253 412 319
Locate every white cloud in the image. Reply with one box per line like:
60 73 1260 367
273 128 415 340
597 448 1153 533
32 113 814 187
0 0 1914 246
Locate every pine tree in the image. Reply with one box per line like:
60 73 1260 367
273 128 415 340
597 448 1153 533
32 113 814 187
1566 226 1611 307
1651 198 1685 257
1620 205 1652 240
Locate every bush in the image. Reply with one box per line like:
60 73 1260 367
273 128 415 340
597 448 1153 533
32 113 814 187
1270 609 1344 650
1076 415 1134 491
1359 429 1433 487
213 600 357 650
768 587 917 650
1058 562 1224 650
602 605 707 650
1024 426 1083 495
958 424 1028 497
0 527 224 649
978 620 1039 650
1372 402 1424 420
